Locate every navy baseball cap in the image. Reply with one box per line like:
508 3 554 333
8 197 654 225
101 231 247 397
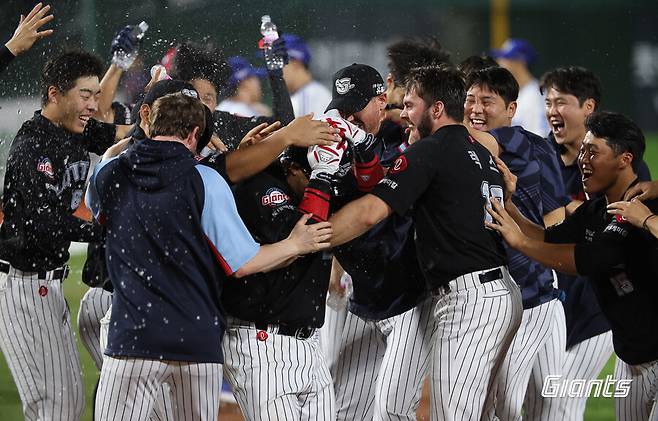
227 56 267 90
326 64 386 115
490 38 538 66
132 79 213 152
281 34 311 66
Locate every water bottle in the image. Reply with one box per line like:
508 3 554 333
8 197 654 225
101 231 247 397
150 64 171 82
259 15 283 69
113 21 149 70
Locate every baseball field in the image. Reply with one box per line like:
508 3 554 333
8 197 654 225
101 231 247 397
1 135 657 420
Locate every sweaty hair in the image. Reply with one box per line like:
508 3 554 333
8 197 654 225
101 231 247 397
150 93 206 141
405 65 465 122
387 37 451 87
465 67 519 106
41 50 104 106
539 66 602 110
457 54 499 79
171 42 231 92
585 111 645 173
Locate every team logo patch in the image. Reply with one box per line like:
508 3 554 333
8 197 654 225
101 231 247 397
261 188 290 207
38 286 48 297
389 155 408 174
614 214 628 224
335 78 355 95
37 158 54 178
256 330 268 341
373 82 386 95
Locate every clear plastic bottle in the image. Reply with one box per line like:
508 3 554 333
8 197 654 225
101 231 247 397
113 21 149 70
259 15 283 69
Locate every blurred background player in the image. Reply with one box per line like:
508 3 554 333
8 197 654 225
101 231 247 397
281 33 332 117
491 38 550 137
217 55 270 117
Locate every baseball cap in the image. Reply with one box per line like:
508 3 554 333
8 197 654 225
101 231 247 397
227 56 267 91
281 34 311 66
325 64 386 115
132 79 213 152
490 38 538 66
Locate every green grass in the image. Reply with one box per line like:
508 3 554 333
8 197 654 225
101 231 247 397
1 135 657 420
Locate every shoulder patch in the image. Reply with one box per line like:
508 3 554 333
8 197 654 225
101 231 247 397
389 155 408 174
261 187 290 207
37 157 54 178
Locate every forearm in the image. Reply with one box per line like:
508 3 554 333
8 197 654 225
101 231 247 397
329 195 390 247
269 71 294 125
96 64 123 122
225 130 289 183
543 206 565 228
515 237 578 276
234 239 299 277
506 200 545 241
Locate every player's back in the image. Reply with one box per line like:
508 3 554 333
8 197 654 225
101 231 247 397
94 139 228 363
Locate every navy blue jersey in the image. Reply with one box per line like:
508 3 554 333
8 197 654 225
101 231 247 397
491 126 568 308
87 139 259 363
333 123 427 320
545 193 658 365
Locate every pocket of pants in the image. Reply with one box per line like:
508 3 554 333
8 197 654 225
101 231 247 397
482 289 511 298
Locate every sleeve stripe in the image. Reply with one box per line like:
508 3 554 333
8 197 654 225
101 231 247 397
206 237 233 275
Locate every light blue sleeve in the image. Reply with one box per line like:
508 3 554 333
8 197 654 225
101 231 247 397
195 165 260 274
85 156 120 221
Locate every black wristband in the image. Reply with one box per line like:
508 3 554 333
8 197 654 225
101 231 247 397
642 214 656 231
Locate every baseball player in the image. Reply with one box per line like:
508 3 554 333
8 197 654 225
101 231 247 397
220 129 350 420
280 33 332 117
87 92 331 421
464 66 569 421
317 64 437 421
0 50 117 421
487 111 658 421
328 65 523 421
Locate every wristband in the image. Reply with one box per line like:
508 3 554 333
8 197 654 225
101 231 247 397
354 155 384 192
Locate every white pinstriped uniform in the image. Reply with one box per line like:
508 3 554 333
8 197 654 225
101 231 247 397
95 356 222 421
430 266 523 421
222 319 335 421
77 287 112 370
0 266 85 421
614 358 658 421
524 328 613 420
332 295 437 421
319 302 348 373
484 298 564 421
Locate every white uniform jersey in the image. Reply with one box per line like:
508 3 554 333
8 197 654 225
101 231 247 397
216 99 264 118
512 79 550 137
291 80 332 117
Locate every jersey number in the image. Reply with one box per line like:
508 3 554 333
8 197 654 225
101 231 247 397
481 181 504 223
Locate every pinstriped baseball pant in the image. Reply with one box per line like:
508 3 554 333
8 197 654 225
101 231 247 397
222 323 335 421
0 269 85 421
524 328 613 420
95 356 222 421
77 287 112 370
332 295 437 421
615 358 658 421
483 298 563 421
430 266 523 421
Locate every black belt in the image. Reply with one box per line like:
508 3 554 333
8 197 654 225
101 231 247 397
0 261 69 281
432 267 504 295
254 323 315 340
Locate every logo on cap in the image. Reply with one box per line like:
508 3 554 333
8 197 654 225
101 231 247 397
336 78 355 95
373 83 385 95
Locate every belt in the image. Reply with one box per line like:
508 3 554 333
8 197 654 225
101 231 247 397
0 260 70 282
432 267 504 295
254 323 315 340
